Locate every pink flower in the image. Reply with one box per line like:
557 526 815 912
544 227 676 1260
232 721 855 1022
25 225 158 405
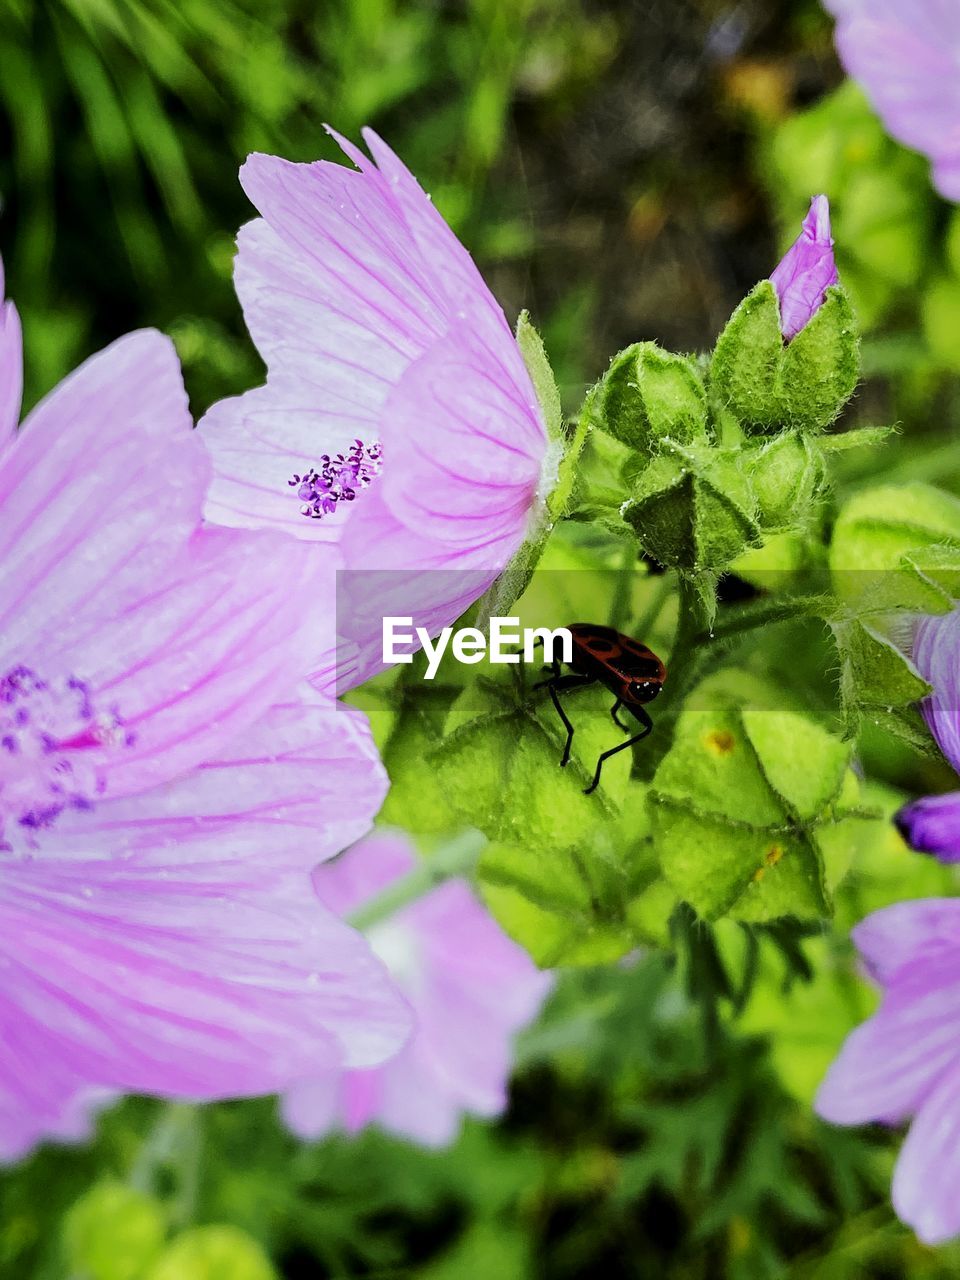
826 0 960 201
281 832 553 1148
199 129 553 690
816 899 960 1244
769 195 839 341
0 277 409 1158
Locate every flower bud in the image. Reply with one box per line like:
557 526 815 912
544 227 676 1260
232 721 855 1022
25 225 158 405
748 431 825 529
770 194 838 341
599 342 708 457
621 440 761 571
711 197 859 434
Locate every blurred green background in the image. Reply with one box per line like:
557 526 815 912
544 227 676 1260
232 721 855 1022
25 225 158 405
4 1 960 1276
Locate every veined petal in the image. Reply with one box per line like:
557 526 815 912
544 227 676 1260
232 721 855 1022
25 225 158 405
46 693 386 869
0 330 206 659
913 610 960 774
0 854 411 1143
379 321 545 551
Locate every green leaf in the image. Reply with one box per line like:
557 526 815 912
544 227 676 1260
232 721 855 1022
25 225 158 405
144 1226 275 1280
832 617 931 734
829 482 960 612
516 309 562 442
430 677 664 964
651 704 859 922
63 1182 166 1280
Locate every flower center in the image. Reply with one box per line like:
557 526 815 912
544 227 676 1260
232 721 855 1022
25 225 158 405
0 665 134 851
288 439 382 520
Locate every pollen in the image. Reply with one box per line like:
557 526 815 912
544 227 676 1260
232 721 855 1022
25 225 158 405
0 665 134 851
288 439 382 520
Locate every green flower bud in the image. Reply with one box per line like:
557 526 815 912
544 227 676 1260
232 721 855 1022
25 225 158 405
748 431 825 529
621 441 761 572
710 281 860 435
599 342 708 456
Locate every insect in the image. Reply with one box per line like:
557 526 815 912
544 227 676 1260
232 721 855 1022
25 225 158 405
535 623 667 795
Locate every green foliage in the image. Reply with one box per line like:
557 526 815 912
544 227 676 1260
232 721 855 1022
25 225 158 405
651 703 863 922
145 1226 276 1280
64 1183 166 1280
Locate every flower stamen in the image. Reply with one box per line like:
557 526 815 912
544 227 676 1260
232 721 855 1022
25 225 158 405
288 439 382 520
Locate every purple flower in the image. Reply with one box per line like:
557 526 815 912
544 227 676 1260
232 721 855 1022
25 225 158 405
769 195 839 341
816 898 960 1244
826 0 960 202
281 832 553 1148
0 275 409 1158
199 129 552 691
895 608 960 861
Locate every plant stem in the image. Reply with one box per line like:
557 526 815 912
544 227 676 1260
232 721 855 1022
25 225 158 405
348 828 487 932
636 572 716 779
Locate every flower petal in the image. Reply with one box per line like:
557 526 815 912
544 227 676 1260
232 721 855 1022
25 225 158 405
769 195 839 341
851 898 960 985
893 1060 960 1244
378 321 544 551
913 610 960 774
816 951 960 1125
0 259 22 444
47 692 386 869
0 852 411 1154
895 793 960 863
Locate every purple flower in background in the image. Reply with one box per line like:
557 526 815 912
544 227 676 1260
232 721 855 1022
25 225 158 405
199 129 552 691
816 898 960 1244
896 608 960 861
826 0 960 201
0 277 408 1157
282 832 553 1148
769 195 839 341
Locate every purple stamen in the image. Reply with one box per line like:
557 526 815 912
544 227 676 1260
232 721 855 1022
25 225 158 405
288 439 383 520
0 665 132 849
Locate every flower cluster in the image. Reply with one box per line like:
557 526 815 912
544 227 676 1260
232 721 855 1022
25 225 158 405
0 133 553 1158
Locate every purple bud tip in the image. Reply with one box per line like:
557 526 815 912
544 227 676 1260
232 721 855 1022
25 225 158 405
288 440 383 521
894 792 960 863
769 194 839 342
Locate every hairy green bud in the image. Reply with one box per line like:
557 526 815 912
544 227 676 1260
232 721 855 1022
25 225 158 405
599 342 708 456
621 441 761 572
749 431 825 529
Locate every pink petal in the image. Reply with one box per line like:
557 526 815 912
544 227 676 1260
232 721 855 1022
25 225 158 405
893 1061 960 1244
852 898 960 984
0 853 411 1152
378 321 544 551
47 692 387 870
816 955 960 1125
0 259 22 445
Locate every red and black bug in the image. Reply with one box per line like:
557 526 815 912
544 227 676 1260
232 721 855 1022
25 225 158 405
535 623 667 795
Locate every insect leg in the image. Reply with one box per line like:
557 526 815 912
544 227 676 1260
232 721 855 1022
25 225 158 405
533 658 562 690
585 707 654 795
544 674 593 767
610 698 629 730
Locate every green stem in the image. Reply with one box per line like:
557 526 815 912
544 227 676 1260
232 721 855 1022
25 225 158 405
636 572 715 779
129 1102 203 1227
348 829 487 932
